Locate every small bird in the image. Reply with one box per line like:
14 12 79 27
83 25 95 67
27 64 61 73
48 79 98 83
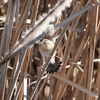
39 39 62 73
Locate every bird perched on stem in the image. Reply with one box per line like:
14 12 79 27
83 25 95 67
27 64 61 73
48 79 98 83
39 39 62 73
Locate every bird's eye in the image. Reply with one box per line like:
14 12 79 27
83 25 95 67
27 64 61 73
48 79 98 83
43 42 47 45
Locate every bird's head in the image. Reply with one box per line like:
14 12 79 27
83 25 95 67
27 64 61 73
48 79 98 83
39 39 54 51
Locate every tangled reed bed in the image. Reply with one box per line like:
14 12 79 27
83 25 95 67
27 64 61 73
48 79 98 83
0 0 100 100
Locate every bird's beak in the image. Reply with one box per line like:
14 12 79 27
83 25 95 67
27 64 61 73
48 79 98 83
35 41 42 45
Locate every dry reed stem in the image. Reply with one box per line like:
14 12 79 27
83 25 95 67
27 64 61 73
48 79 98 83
10 0 32 48
30 0 40 26
86 5 96 100
6 50 27 100
0 0 18 99
53 73 98 98
18 48 31 100
72 45 89 99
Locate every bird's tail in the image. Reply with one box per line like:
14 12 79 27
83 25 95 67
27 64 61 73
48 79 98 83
46 55 62 73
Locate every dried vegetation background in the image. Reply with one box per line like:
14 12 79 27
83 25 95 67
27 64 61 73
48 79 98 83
0 0 100 100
